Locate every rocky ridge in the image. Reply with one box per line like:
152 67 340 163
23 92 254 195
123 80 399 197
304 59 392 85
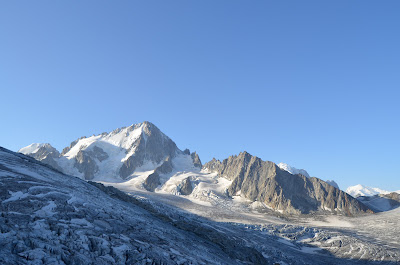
203 152 373 215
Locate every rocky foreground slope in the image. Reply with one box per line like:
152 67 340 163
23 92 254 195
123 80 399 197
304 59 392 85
203 152 372 215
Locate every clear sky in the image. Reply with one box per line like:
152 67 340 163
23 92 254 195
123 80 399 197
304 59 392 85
1 1 399 191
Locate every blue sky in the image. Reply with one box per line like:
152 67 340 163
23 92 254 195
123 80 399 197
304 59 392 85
1 1 399 190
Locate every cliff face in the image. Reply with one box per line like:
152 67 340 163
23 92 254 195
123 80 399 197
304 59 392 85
204 152 373 215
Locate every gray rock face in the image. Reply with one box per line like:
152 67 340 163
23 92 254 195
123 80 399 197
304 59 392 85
385 192 400 208
385 192 400 202
119 122 180 179
155 156 173 174
179 177 193 195
74 150 99 180
143 172 161 192
143 157 174 192
190 151 202 168
204 152 373 215
203 157 223 172
90 146 109 162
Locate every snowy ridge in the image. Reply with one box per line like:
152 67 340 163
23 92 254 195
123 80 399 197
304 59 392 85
18 122 186 182
59 124 146 180
277 162 310 178
19 143 52 154
346 184 390 197
63 125 143 159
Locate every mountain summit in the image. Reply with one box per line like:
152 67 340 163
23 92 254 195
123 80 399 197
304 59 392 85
19 121 201 181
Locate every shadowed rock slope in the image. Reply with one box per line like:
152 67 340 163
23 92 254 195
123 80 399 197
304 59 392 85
204 152 373 215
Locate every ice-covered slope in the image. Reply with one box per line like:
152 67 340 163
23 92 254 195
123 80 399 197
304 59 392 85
346 184 390 197
19 121 201 182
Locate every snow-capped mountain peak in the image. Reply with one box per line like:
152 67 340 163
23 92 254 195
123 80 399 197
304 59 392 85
346 184 390 197
19 143 54 155
19 121 201 182
277 162 310 178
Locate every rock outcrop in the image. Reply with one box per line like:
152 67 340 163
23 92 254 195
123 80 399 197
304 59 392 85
190 152 202 168
143 171 161 192
143 157 174 192
179 177 193 195
74 150 99 180
204 152 373 215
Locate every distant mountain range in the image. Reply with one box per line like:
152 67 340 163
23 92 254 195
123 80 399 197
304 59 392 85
345 184 399 197
345 184 400 212
19 121 374 216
